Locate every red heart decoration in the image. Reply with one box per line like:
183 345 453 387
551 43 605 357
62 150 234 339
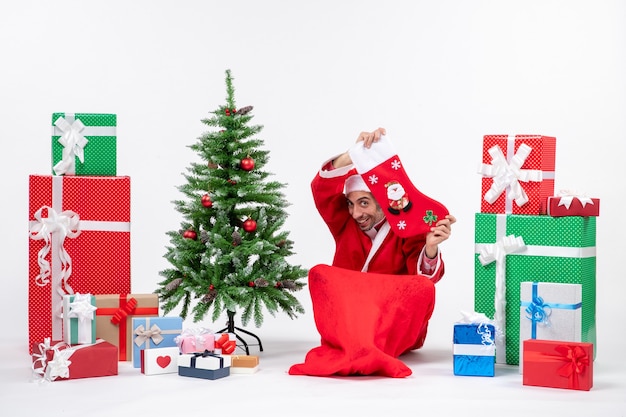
156 355 171 368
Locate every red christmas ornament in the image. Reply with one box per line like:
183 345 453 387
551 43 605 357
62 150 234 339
248 281 255 287
225 109 231 116
209 284 214 290
183 229 197 240
201 194 213 208
242 218 257 233
240 156 255 171
227 179 237 185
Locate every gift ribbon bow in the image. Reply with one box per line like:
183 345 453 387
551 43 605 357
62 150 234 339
133 324 164 346
556 189 595 209
477 234 526 360
28 205 81 292
190 350 224 368
32 338 69 382
476 322 494 346
556 345 589 389
32 338 104 382
524 295 552 326
53 116 89 176
175 327 214 350
67 293 97 323
478 143 543 208
215 333 237 354
110 297 138 325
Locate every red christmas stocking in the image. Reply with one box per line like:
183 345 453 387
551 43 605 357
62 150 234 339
348 134 449 238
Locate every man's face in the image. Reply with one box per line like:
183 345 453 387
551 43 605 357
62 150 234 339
346 191 385 231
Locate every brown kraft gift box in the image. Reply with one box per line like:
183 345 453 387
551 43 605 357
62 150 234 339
95 294 159 361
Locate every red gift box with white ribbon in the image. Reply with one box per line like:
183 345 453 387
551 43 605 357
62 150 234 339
546 190 600 217
31 338 118 382
28 175 131 352
478 134 556 215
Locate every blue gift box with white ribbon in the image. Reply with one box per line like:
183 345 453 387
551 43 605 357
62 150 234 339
131 316 183 368
453 323 496 377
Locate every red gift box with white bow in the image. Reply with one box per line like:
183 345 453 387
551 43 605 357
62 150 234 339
28 175 131 353
478 134 556 215
31 338 118 382
546 191 600 217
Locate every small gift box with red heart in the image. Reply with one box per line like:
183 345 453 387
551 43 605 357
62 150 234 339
546 191 600 217
141 346 179 375
522 339 593 391
178 351 231 380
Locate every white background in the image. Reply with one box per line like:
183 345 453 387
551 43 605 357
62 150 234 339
1 1 625 415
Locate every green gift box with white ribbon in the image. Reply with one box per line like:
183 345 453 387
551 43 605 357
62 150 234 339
62 293 97 345
51 112 117 176
474 213 596 365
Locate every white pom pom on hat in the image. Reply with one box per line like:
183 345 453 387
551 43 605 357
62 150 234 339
344 174 370 195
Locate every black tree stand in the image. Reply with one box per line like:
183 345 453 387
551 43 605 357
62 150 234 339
216 310 263 355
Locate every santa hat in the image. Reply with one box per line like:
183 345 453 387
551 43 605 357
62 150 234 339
344 174 370 195
347 134 449 237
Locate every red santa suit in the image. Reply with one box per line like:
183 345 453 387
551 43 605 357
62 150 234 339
313 159 444 281
288 159 446 378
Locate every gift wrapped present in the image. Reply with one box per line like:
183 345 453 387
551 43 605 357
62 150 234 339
474 213 596 365
63 293 97 345
175 327 215 354
51 112 117 176
478 134 556 215
453 312 496 377
141 346 179 375
28 175 131 352
214 332 237 354
546 190 600 217
178 351 231 380
523 339 593 391
225 354 260 374
131 316 183 368
95 294 159 361
31 338 118 382
519 282 582 373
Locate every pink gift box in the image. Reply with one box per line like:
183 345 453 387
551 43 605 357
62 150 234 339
175 329 215 353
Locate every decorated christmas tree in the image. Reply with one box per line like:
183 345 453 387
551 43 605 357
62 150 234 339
156 70 307 343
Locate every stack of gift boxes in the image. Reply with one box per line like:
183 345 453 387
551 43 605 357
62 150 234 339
28 112 259 382
453 134 597 391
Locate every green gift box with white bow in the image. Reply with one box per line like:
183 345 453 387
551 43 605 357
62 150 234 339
51 112 117 176
474 213 596 365
62 293 97 345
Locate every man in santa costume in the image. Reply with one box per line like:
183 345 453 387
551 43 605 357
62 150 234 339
289 127 456 378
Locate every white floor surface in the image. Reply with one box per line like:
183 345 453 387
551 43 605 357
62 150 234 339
2 332 625 417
